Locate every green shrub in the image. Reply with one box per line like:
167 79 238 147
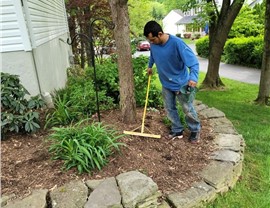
1 72 45 134
67 67 115 113
88 56 163 108
132 56 163 108
88 59 120 103
46 56 164 128
45 66 115 128
229 6 264 38
47 120 125 174
195 36 209 58
224 36 263 68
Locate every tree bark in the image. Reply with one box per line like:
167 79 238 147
109 0 137 123
79 21 86 68
202 0 245 88
255 0 270 105
68 16 79 65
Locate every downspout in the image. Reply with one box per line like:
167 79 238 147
31 49 54 108
20 0 42 95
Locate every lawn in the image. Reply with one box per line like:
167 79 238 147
196 73 270 208
153 71 270 207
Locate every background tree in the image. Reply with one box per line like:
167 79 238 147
201 0 245 88
166 0 245 88
65 0 111 68
128 0 152 37
162 0 182 12
151 1 166 21
128 0 165 38
256 0 270 105
253 0 266 22
228 5 264 38
109 0 137 123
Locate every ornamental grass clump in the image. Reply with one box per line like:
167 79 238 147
47 120 125 174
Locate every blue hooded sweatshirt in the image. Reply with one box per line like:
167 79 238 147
148 34 199 91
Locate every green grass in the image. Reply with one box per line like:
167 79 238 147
196 73 270 208
153 72 270 207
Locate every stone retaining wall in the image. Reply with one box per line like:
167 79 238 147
1 101 245 208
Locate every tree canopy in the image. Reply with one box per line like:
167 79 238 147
128 0 165 37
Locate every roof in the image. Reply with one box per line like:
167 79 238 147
176 15 198 24
172 9 184 16
249 0 263 8
163 9 184 23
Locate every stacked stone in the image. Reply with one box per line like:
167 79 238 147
83 170 161 208
116 171 161 208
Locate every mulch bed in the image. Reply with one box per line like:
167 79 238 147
1 108 216 199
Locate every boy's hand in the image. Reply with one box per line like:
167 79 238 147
147 68 153 75
188 80 197 87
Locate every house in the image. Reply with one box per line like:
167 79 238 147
162 9 184 36
162 8 205 38
0 0 73 97
163 0 263 38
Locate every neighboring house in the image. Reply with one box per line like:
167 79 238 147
162 9 184 36
164 7 205 38
164 0 263 38
163 7 205 38
0 0 73 97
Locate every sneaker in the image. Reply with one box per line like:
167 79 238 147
189 131 200 144
169 131 183 140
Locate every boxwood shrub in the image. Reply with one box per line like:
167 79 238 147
195 36 209 58
224 36 263 69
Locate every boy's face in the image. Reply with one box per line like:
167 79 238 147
147 32 163 45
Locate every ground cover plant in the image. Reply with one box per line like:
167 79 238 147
196 73 270 208
44 66 115 128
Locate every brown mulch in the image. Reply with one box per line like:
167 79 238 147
1 108 216 199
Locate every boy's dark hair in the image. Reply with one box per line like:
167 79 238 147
143 21 163 37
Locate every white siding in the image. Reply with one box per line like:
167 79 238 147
0 0 31 52
23 0 68 47
162 10 183 36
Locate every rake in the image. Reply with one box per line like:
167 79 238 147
123 75 161 139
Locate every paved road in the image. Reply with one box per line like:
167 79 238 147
134 44 261 85
196 57 260 85
189 44 261 85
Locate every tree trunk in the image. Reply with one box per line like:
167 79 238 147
109 0 137 123
84 24 93 68
79 21 86 68
255 0 270 105
202 34 225 88
84 7 93 68
68 16 80 65
202 0 245 88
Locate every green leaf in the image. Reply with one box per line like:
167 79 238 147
93 157 101 170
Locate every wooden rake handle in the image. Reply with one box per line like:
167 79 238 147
141 75 151 133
